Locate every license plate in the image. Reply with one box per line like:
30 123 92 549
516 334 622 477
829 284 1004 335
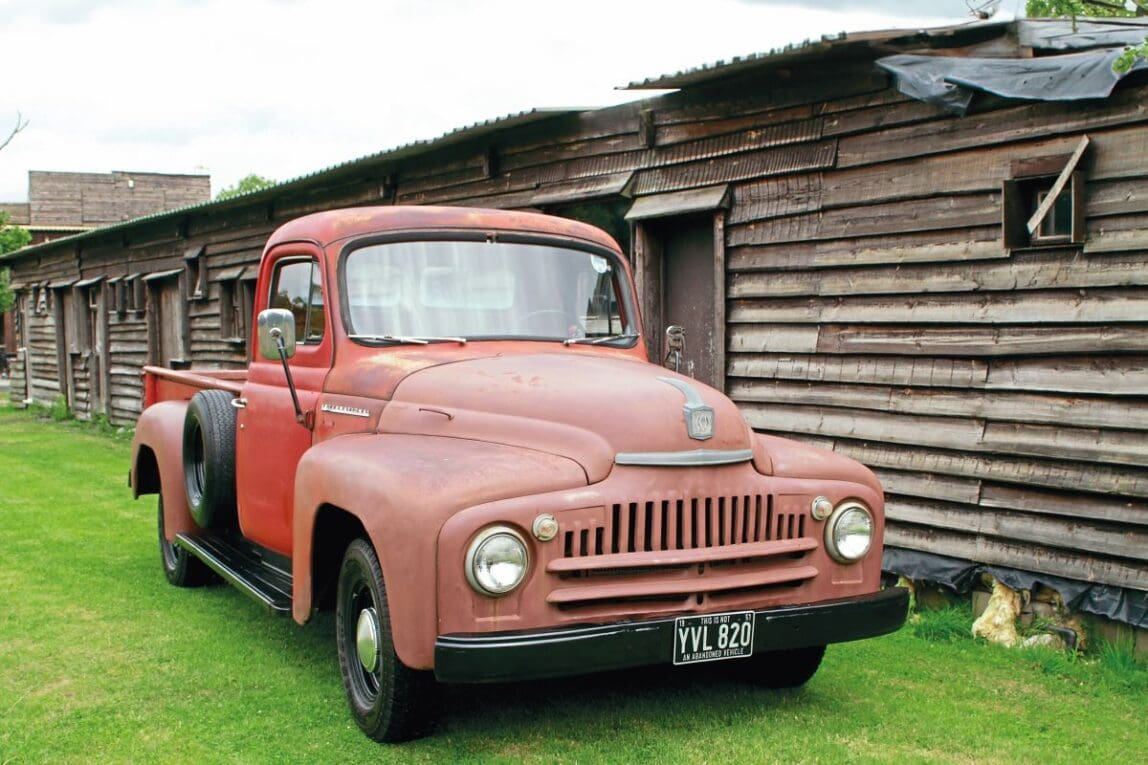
672 611 755 665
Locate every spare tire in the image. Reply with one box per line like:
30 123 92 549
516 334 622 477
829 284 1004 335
182 389 238 529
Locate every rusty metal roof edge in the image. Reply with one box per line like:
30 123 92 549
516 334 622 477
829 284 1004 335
1 106 590 262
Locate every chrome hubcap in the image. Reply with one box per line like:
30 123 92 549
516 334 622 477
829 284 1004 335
356 607 380 673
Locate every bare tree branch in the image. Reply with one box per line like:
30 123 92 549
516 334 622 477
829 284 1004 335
0 112 29 153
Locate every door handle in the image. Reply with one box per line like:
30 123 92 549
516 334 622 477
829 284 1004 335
230 397 248 410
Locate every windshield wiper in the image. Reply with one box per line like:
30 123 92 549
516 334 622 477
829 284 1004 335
563 333 639 346
349 334 467 345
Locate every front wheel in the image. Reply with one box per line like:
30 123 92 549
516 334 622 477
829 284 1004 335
335 538 439 742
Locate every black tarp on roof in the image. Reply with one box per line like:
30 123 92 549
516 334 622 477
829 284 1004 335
878 47 1148 115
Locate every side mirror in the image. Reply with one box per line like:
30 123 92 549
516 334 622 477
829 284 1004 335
663 324 685 372
257 308 297 360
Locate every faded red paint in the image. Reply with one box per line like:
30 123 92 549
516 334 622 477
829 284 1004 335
133 206 894 674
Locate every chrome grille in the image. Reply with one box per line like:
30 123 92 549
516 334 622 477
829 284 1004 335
561 494 807 559
548 493 817 613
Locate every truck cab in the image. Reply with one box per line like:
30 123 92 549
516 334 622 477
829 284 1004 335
131 206 907 742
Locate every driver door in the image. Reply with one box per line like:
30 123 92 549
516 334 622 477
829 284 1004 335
234 250 331 555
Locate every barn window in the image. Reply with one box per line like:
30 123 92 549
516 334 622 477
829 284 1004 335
107 277 123 319
1003 136 1088 251
217 265 257 344
1033 186 1073 241
125 274 146 318
72 277 104 354
184 245 206 300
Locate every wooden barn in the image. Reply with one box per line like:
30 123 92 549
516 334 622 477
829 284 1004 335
3 18 1145 631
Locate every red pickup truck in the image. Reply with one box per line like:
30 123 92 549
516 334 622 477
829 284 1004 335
130 206 907 742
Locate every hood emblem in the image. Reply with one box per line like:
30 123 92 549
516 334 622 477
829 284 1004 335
657 377 714 441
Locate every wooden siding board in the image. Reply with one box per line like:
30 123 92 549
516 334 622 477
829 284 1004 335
812 324 1148 357
729 174 824 224
727 231 1004 272
656 105 816 146
629 140 837 196
727 351 989 388
726 325 821 354
886 525 1144 590
986 356 1148 395
836 85 1148 169
652 69 888 127
981 421 1148 467
729 289 1148 325
746 402 1147 466
743 404 988 453
728 378 1148 431
980 484 1148 528
822 97 947 138
830 439 1148 500
874 468 983 506
886 499 1148 563
728 253 1148 298
727 192 1000 246
820 125 1148 213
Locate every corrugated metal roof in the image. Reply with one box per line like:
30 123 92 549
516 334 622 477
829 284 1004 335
620 21 1012 91
2 107 583 261
621 17 1148 91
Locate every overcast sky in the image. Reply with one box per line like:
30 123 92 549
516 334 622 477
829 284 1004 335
0 0 1020 203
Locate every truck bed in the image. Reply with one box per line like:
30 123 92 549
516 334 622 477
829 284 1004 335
142 365 247 406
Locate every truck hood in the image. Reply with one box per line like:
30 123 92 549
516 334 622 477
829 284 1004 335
374 352 754 483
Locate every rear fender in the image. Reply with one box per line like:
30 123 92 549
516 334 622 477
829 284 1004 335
293 433 587 669
132 400 196 541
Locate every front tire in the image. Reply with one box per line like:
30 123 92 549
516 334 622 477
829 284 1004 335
336 538 439 742
158 496 213 587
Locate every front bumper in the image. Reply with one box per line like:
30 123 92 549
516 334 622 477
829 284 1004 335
434 586 908 683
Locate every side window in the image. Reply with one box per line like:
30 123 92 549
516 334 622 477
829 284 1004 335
269 259 325 344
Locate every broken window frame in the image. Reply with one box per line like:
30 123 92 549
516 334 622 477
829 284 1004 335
1002 136 1088 252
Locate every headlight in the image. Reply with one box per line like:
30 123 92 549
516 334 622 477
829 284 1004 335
825 502 873 563
465 526 529 596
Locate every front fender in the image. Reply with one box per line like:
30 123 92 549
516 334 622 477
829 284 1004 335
755 432 883 496
131 400 196 541
292 433 587 669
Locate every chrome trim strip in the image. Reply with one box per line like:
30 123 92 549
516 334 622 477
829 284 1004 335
614 448 754 467
656 376 706 407
320 403 371 418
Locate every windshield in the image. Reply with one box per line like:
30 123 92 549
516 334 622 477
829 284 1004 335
342 239 637 342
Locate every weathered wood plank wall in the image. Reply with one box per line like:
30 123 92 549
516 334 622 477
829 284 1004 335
709 73 1148 594
5 45 1146 601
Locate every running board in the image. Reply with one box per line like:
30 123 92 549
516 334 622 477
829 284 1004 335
175 533 293 616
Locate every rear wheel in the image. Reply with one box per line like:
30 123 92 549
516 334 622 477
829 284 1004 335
157 496 213 587
738 645 826 689
336 538 439 742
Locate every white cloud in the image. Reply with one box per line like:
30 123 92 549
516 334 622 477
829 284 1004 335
0 0 970 201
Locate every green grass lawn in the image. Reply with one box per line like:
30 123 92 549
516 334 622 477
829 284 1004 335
1 406 1145 764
